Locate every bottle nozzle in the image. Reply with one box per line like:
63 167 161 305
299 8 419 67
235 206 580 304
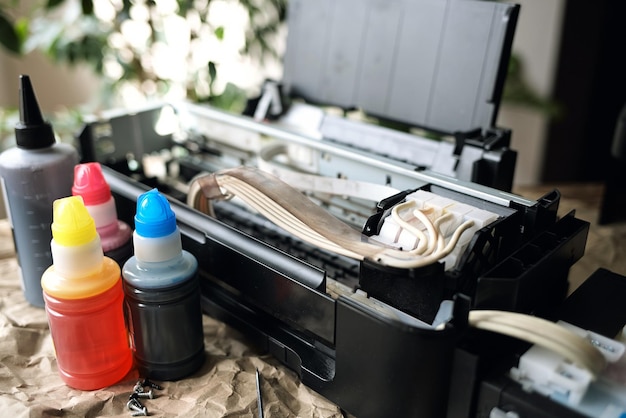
15 74 56 149
135 189 177 238
73 162 112 205
52 196 98 247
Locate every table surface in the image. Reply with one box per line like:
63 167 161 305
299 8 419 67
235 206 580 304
1 184 625 417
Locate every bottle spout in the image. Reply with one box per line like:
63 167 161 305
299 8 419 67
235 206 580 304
133 189 183 264
15 74 56 149
135 189 177 239
72 162 133 253
73 162 112 206
19 75 45 125
52 196 98 247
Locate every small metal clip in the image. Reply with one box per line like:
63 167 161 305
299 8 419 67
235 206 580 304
141 378 163 390
126 398 147 416
130 389 154 400
256 369 264 418
133 381 144 393
128 377 161 415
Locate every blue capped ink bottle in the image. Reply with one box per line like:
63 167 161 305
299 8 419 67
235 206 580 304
122 189 205 380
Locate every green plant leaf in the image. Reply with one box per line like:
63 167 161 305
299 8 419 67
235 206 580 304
13 17 29 44
81 0 94 15
214 26 224 40
208 61 217 88
209 82 247 112
0 11 21 53
46 0 65 8
177 0 195 15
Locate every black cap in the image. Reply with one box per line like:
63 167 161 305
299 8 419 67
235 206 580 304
15 74 56 149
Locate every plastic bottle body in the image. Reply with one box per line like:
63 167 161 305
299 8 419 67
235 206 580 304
103 234 133 267
42 257 133 390
89 197 132 249
83 196 133 266
122 251 205 380
0 143 78 307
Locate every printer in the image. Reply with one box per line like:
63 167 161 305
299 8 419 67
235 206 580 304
77 0 626 416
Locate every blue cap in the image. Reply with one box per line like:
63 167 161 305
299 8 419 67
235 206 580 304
134 189 177 238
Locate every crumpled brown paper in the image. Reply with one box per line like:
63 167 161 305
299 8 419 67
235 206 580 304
0 220 344 417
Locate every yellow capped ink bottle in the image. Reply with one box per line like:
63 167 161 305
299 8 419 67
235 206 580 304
0 75 79 307
122 189 205 380
41 196 133 390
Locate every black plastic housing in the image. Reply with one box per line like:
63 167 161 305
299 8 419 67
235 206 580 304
359 186 589 325
104 167 468 417
102 165 596 418
467 269 626 418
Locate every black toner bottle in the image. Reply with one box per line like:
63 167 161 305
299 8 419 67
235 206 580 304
0 75 79 307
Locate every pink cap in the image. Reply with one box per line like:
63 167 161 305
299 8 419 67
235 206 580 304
72 162 111 206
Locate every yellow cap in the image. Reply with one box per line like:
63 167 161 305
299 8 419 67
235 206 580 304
51 196 97 246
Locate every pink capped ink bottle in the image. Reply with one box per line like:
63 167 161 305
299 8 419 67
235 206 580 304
72 162 132 265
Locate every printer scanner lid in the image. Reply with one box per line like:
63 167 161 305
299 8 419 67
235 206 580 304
282 0 519 135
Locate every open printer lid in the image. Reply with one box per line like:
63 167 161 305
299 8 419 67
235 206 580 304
282 0 519 134
79 0 521 192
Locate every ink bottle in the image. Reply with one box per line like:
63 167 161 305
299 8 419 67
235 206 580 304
0 75 79 307
122 189 205 380
72 162 132 265
41 196 133 390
